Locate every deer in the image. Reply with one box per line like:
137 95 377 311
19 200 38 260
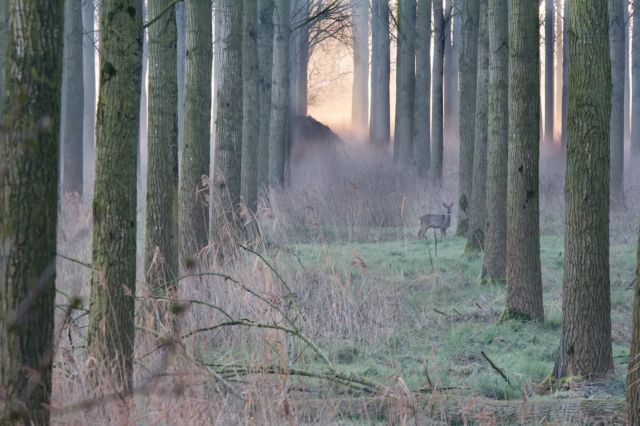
418 202 453 240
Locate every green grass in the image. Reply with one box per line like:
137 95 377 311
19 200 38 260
281 235 636 400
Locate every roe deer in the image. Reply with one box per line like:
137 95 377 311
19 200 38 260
418 203 453 239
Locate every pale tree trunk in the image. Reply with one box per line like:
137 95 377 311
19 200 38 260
269 0 291 184
413 0 431 177
430 0 444 182
610 0 625 206
291 0 310 116
369 0 390 146
82 0 96 200
443 0 459 148
455 0 478 235
176 1 185 146
503 0 543 322
393 0 416 167
144 0 178 297
482 0 508 282
0 1 63 422
258 0 274 190
624 0 630 145
631 0 640 157
553 0 612 379
628 227 640 426
61 0 84 196
179 0 212 257
544 0 554 144
86 0 142 392
560 0 568 148
241 0 260 211
466 0 488 251
351 0 369 136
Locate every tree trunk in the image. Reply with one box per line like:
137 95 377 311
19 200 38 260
269 0 291 184
144 0 178 298
466 0 488 251
0 0 7 124
560 0 568 149
413 0 431 177
610 0 625 207
503 0 543 322
61 0 84 196
544 0 554 144
0 1 62 422
290 0 309 117
482 0 508 282
430 0 444 182
628 227 640 426
241 0 260 211
179 0 212 259
455 0 479 235
176 1 185 147
85 0 142 393
632 0 640 157
258 0 274 190
443 0 459 149
351 0 369 136
369 0 390 146
82 0 96 200
624 0 631 145
393 0 416 167
553 0 612 379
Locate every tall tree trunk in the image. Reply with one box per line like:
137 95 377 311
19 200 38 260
443 0 459 148
258 0 274 190
144 0 178 298
85 0 142 392
176 1 185 147
413 0 431 177
179 0 212 258
393 0 416 167
430 0 444 182
82 0 96 200
241 0 259 211
455 0 479 235
503 0 543 322
269 0 291 184
369 0 390 146
624 0 631 145
0 1 62 422
628 227 640 426
351 0 369 136
560 0 568 149
290 0 309 116
0 0 7 124
610 0 625 206
61 0 84 195
482 0 508 282
466 0 488 251
544 0 554 144
553 0 612 379
631 0 640 157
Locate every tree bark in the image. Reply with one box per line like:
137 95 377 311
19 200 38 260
0 1 62 422
351 0 369 136
179 0 212 258
443 0 459 149
290 0 309 116
466 0 488 251
503 0 543 322
258 0 274 190
631 0 640 157
0 0 7 124
624 0 630 145
430 0 444 183
560 0 568 149
82 0 96 200
544 0 554 144
482 0 508 282
628 227 640 426
413 0 431 177
85 0 142 392
369 0 390 146
241 0 260 211
61 0 84 196
144 0 178 298
393 0 416 167
609 0 625 206
269 0 291 184
176 1 185 147
553 0 612 379
455 0 479 235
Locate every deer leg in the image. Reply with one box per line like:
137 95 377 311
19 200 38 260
433 228 438 256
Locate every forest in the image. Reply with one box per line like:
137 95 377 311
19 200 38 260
1 0 640 424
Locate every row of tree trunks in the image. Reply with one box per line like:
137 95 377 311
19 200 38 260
369 0 390 146
412 0 431 178
0 1 63 422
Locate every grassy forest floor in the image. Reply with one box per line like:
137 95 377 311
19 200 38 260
51 150 639 424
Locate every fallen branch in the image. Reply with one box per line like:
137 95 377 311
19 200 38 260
481 351 511 386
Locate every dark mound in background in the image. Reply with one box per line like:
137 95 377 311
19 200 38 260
292 115 343 161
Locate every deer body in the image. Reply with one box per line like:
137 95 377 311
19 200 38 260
418 203 453 238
